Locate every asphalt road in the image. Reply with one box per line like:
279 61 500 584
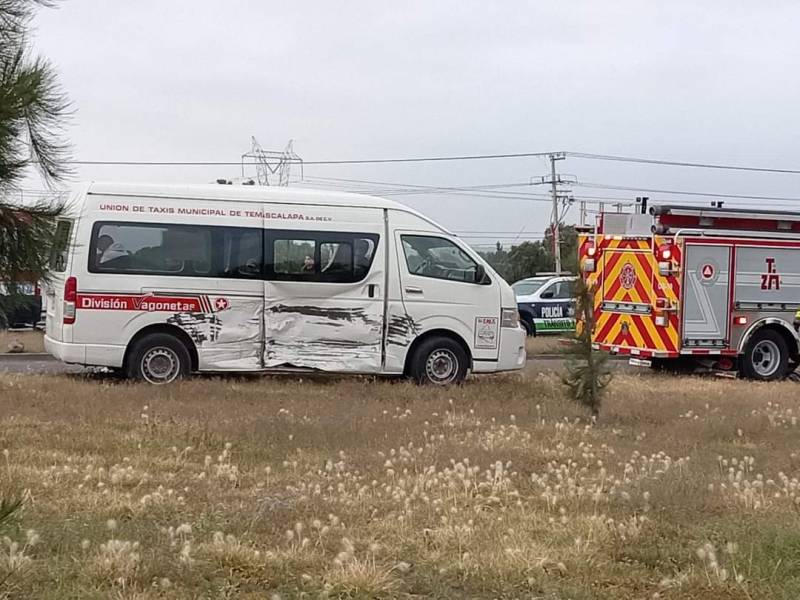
0 354 632 377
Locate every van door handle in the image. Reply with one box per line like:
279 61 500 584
368 284 377 298
404 286 423 294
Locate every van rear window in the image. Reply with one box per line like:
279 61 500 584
49 219 73 272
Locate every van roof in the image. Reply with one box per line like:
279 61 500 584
85 181 412 212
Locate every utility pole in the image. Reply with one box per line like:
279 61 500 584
531 152 577 273
533 153 572 273
550 155 561 273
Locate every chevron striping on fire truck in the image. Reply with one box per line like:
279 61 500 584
579 205 800 381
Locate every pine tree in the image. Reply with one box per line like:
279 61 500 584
0 0 71 324
562 276 612 418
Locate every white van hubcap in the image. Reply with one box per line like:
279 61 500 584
142 347 180 384
426 349 458 384
752 340 780 377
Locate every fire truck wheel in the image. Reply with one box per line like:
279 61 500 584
127 333 191 385
741 329 789 381
410 337 469 385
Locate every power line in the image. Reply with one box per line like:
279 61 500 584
305 175 550 197
61 150 554 167
576 181 800 203
29 149 800 174
568 152 800 175
300 176 558 204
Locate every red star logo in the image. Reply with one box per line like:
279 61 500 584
214 297 230 311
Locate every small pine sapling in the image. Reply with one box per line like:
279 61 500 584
562 276 612 418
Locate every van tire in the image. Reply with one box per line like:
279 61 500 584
740 329 789 381
127 333 191 384
410 337 469 385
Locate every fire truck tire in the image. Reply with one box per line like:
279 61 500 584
741 329 790 381
127 333 191 385
410 336 469 385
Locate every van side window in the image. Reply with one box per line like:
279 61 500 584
273 238 317 275
266 231 379 283
222 228 263 278
90 222 212 276
401 235 479 283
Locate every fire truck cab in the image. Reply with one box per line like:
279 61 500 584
579 205 800 381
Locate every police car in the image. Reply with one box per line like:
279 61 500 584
512 275 577 336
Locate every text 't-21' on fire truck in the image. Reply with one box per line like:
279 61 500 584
578 204 800 380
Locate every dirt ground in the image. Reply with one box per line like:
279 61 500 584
0 330 45 353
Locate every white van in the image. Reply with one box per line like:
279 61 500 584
44 182 526 384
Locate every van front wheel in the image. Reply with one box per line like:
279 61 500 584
127 333 191 384
410 337 469 385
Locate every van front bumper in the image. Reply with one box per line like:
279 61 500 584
497 326 527 371
472 326 527 373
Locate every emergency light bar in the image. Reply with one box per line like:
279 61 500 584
652 205 800 234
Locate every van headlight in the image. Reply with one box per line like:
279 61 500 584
501 308 519 328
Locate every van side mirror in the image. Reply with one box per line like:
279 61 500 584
474 264 490 285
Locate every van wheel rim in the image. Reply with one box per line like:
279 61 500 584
142 347 180 384
426 349 458 384
752 340 780 377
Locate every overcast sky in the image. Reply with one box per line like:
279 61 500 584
21 1 800 248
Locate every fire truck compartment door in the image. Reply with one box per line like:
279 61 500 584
682 244 731 343
734 247 800 307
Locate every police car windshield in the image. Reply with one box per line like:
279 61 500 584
512 281 545 296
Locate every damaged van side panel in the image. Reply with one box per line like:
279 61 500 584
261 207 387 373
263 301 383 371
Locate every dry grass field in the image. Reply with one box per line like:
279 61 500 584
0 365 799 599
525 334 572 355
0 331 45 354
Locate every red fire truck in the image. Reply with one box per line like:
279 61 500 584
578 204 800 380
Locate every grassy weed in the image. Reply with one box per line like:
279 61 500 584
0 366 797 598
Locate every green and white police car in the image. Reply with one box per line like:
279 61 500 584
512 275 577 337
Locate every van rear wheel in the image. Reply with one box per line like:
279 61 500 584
741 329 789 381
127 333 191 384
410 337 469 385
